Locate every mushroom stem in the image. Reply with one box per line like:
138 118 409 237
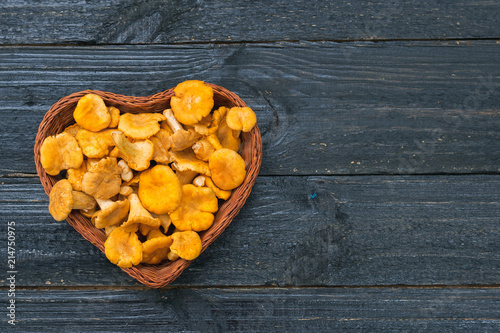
163 109 184 132
118 159 133 182
72 191 97 210
167 252 179 261
192 175 206 187
206 134 223 150
96 198 115 210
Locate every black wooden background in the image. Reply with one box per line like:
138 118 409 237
1 1 499 332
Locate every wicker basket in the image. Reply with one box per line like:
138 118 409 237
34 84 262 288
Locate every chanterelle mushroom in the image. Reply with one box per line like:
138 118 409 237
163 109 201 151
107 106 121 128
141 233 173 265
104 226 142 268
40 132 84 176
66 162 87 192
110 131 154 171
118 112 166 140
217 113 241 152
225 106 257 132
170 80 214 125
169 230 203 260
82 157 122 200
49 179 96 221
208 148 246 190
91 198 130 229
138 165 182 214
73 93 111 132
121 193 161 232
170 149 211 177
170 184 218 232
75 128 115 158
193 106 227 136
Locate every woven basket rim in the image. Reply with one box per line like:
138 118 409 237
34 84 262 288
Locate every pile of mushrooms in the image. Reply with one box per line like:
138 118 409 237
40 80 257 268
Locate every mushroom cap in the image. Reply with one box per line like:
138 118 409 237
169 230 203 260
107 106 121 128
75 128 115 158
66 161 87 192
48 179 74 221
118 113 166 140
110 131 154 171
171 128 201 151
193 106 227 136
104 226 143 268
92 198 130 229
82 157 122 199
121 193 161 232
73 94 111 132
170 149 211 176
150 128 173 164
170 184 218 232
40 132 84 176
226 107 257 132
208 148 247 190
192 138 215 161
138 165 182 214
63 123 82 137
217 115 241 152
141 235 173 264
170 80 214 125
205 177 232 200
174 168 199 185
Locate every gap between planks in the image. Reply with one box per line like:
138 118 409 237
1 36 500 48
2 284 500 291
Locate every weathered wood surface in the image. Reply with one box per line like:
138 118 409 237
1 175 499 287
2 0 500 45
2 288 499 332
1 41 499 177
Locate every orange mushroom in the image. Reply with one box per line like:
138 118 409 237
208 148 246 190
107 106 121 128
170 80 214 125
82 157 122 199
169 149 211 177
40 132 84 176
118 112 166 140
141 233 173 264
163 109 201 151
48 179 96 221
110 131 154 171
75 128 115 158
73 93 111 132
104 226 143 268
66 162 87 192
225 106 257 132
170 184 218 232
91 198 130 229
138 165 182 214
169 230 203 260
120 193 161 233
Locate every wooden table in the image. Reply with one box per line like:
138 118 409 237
1 1 499 331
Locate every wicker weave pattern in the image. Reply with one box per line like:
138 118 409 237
34 84 262 288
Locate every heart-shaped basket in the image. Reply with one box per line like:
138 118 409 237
34 84 262 288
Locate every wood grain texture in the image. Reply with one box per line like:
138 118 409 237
1 0 500 45
1 41 499 176
1 175 499 287
3 288 500 332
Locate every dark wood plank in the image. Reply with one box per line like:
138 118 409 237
1 41 499 176
1 175 499 287
2 0 500 45
3 287 500 332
